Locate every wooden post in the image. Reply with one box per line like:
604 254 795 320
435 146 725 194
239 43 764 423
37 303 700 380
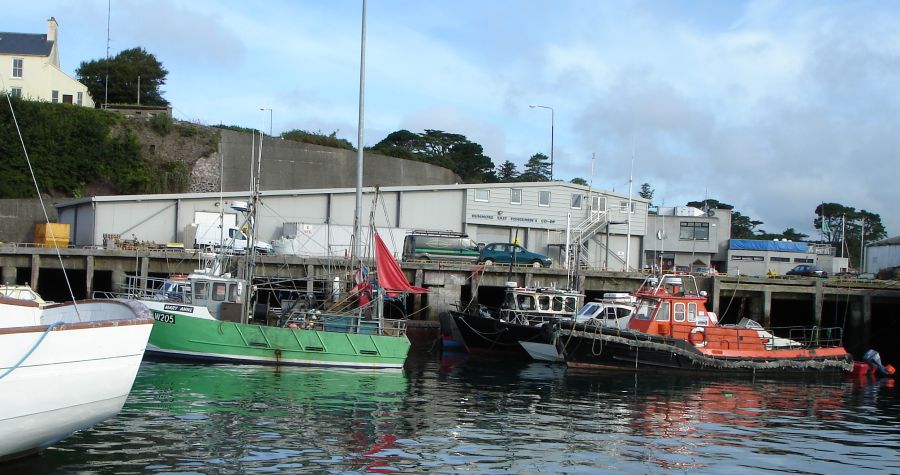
85 255 95 298
30 253 40 290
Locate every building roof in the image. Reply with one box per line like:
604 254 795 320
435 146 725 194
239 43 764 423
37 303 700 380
0 32 53 56
54 182 644 209
868 235 900 247
730 239 809 253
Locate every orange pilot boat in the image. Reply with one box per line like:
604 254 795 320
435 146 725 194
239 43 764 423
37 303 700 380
559 273 853 373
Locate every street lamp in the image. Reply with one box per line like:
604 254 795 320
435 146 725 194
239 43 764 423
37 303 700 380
529 104 554 180
259 108 273 136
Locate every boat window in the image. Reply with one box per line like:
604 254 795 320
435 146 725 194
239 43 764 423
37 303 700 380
516 294 535 310
212 282 227 301
635 301 655 320
604 307 618 320
687 303 697 322
565 298 577 312
228 284 240 302
617 307 633 319
655 301 671 321
577 303 598 317
547 296 560 311
194 281 209 301
539 295 551 311
674 302 686 322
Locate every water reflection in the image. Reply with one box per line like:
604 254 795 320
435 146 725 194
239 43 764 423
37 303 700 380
8 357 899 473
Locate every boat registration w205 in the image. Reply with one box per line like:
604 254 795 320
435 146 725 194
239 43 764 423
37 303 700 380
152 311 176 324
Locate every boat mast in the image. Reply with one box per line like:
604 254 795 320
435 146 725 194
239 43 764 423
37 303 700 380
351 0 367 268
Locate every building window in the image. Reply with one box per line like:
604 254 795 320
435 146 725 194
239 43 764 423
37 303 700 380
570 194 583 209
539 191 551 207
12 58 23 78
679 222 709 240
51 90 59 103
770 257 791 262
10 87 22 97
732 255 765 261
794 258 814 263
591 196 606 211
474 189 490 202
619 201 635 213
77 92 83 105
510 188 522 205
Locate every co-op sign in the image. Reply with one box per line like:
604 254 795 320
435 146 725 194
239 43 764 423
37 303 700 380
470 213 556 225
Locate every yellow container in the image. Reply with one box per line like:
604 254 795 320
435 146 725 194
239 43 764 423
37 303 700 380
34 223 70 248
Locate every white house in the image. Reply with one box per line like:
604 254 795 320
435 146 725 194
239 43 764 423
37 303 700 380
0 17 94 107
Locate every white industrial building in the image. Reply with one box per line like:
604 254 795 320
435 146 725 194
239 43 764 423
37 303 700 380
725 239 848 276
56 182 650 271
866 236 900 276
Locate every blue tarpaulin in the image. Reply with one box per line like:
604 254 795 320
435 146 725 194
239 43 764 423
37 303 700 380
729 239 808 253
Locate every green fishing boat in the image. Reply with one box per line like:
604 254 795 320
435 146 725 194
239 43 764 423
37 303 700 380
119 231 421 369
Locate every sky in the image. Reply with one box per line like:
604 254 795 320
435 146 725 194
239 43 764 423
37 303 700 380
3 0 898 238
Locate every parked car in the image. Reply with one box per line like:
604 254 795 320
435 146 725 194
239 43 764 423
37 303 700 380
402 230 481 262
478 243 551 268
786 264 828 278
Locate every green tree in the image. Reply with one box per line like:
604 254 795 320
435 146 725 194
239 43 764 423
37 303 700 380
370 129 496 182
496 160 519 182
730 211 764 239
570 177 588 186
282 129 355 150
639 182 654 205
519 153 551 181
369 129 419 159
77 47 169 107
814 203 886 268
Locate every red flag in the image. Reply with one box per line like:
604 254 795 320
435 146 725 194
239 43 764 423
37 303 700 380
375 233 428 297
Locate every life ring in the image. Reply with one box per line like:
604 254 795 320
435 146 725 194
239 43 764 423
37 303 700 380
689 326 707 347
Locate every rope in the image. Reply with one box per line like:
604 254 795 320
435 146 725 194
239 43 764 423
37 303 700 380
0 321 63 380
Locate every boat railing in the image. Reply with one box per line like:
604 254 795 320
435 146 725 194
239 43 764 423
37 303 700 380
281 310 406 336
787 326 844 348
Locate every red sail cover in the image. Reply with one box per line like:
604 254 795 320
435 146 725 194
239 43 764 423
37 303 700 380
375 233 428 297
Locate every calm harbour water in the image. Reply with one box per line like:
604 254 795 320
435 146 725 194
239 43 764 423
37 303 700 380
9 354 900 474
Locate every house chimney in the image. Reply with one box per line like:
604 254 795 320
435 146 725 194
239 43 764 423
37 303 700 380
47 17 58 43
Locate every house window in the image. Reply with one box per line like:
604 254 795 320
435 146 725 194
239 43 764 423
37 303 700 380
570 194 583 209
51 90 59 103
77 92 83 105
619 201 635 213
12 58 23 78
475 189 490 202
591 196 606 211
539 191 551 207
10 87 22 97
510 188 522 205
679 222 709 240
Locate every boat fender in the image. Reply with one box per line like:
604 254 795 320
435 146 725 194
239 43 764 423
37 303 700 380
689 326 707 347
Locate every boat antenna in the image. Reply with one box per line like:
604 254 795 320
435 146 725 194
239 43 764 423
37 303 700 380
2 89 81 319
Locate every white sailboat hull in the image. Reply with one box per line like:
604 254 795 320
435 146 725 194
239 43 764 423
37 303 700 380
0 299 153 461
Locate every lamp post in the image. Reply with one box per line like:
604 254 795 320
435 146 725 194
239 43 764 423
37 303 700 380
259 108 273 136
529 104 554 180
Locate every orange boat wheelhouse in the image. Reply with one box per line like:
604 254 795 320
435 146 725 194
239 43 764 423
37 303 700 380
559 274 853 373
